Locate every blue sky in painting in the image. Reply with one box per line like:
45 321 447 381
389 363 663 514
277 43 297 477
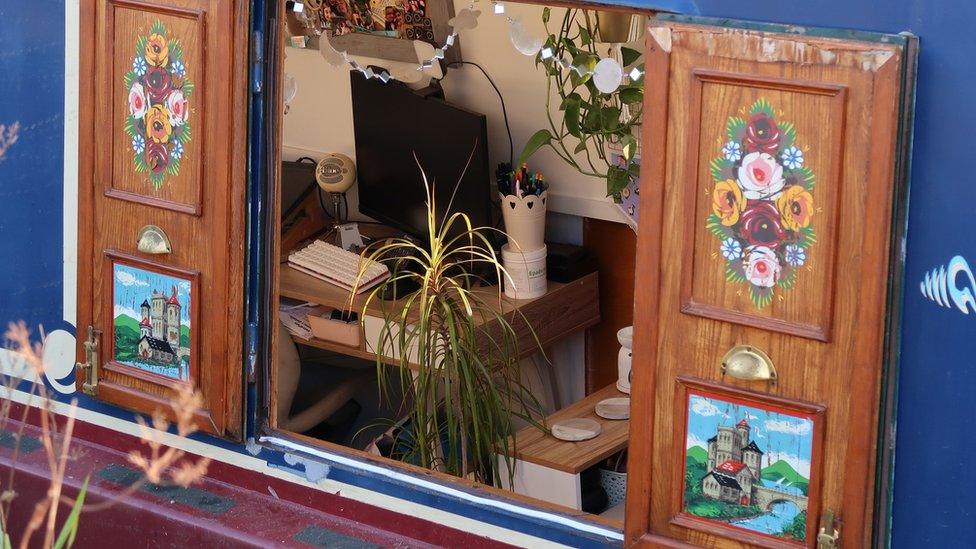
686 393 814 478
113 264 191 326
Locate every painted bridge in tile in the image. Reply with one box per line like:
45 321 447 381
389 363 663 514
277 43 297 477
754 485 808 512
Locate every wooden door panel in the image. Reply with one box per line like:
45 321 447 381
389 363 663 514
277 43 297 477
79 0 246 439
98 0 206 214
626 19 907 548
682 72 846 341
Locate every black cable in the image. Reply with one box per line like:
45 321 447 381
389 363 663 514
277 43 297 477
440 61 514 167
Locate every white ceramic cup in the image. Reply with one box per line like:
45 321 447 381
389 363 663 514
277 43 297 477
617 326 633 394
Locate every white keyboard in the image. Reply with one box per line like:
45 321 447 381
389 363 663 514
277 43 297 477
288 240 390 294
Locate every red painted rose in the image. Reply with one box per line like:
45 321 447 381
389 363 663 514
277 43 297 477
144 66 173 103
744 113 782 155
145 141 170 174
739 201 785 249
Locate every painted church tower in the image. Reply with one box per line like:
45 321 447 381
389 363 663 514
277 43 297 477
165 285 181 348
139 299 151 338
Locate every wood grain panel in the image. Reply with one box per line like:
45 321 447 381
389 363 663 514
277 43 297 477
680 71 847 341
78 0 247 439
100 0 206 214
625 20 907 548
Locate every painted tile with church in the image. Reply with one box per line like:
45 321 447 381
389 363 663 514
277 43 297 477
682 389 816 543
112 263 191 381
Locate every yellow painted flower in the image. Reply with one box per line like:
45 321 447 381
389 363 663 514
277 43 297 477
777 185 814 231
145 105 172 144
145 33 169 67
712 179 747 226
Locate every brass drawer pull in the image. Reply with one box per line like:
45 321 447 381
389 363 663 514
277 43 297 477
136 225 172 254
721 345 777 383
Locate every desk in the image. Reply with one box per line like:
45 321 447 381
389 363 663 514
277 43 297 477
499 384 630 509
279 264 601 370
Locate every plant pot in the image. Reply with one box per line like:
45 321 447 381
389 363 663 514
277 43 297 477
499 191 547 253
501 244 548 300
598 468 628 507
596 11 645 43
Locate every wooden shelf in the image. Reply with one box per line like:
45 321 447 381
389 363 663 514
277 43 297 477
281 266 601 369
507 384 629 474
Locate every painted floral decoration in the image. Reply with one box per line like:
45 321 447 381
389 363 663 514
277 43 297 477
706 99 817 308
124 21 194 189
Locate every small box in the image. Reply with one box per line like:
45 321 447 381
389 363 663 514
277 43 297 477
307 309 361 348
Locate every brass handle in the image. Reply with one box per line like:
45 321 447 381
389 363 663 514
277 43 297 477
136 225 172 254
721 345 777 383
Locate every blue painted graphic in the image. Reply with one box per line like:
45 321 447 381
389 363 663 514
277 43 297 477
920 256 976 315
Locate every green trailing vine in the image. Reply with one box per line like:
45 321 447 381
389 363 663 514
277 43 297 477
518 8 643 200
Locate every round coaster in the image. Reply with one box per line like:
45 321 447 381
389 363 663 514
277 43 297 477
551 418 602 442
595 397 631 420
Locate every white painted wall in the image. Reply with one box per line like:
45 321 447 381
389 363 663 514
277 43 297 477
281 1 632 223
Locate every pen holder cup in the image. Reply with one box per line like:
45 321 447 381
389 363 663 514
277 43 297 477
499 191 548 253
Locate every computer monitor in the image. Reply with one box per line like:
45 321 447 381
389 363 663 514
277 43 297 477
350 71 492 242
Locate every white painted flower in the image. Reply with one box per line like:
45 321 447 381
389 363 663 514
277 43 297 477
737 151 785 200
744 245 781 288
781 146 804 170
784 244 806 267
722 141 742 162
166 90 189 126
128 82 148 119
720 237 743 261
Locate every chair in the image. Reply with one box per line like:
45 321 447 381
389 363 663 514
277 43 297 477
276 322 372 433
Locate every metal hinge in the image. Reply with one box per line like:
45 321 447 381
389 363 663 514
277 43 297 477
817 509 840 549
75 326 101 396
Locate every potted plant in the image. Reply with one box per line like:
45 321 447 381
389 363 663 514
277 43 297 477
352 155 545 485
519 7 644 200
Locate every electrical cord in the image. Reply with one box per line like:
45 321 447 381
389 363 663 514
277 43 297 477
440 61 514 168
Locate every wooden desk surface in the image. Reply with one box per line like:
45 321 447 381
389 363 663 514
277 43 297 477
280 265 601 369
508 384 629 474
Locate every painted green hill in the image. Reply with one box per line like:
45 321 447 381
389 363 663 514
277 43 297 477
687 445 708 464
115 314 140 332
761 460 809 495
180 325 190 347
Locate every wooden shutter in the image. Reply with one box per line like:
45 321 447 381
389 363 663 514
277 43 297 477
77 0 247 438
626 17 913 547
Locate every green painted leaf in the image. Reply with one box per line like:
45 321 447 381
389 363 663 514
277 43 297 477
750 98 774 117
725 262 747 284
778 121 797 151
710 157 732 182
170 40 183 65
607 165 631 199
795 165 815 191
182 78 195 98
124 115 136 138
123 70 136 90
726 116 746 142
621 47 642 67
706 213 732 240
136 35 148 56
518 129 553 166
778 266 798 290
799 226 817 248
750 285 774 309
151 20 166 36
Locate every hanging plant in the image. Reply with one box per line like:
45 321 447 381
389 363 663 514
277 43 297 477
518 8 643 200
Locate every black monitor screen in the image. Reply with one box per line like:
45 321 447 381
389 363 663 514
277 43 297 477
351 71 491 241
